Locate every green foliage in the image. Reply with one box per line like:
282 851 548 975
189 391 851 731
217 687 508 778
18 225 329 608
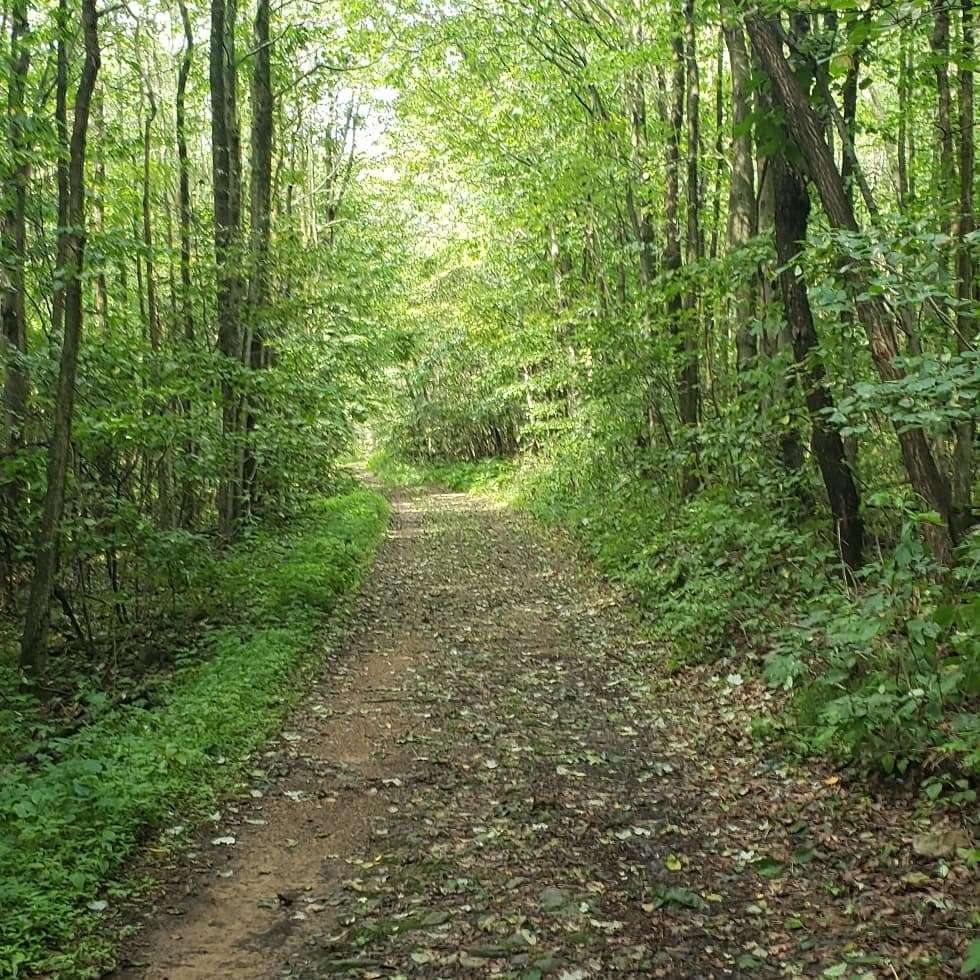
769 523 980 776
0 486 387 977
365 0 980 791
369 452 513 496
963 936 980 976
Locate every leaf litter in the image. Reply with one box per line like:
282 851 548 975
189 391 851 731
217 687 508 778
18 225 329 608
114 482 975 979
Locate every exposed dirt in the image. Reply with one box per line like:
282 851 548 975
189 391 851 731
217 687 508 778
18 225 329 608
113 488 430 978
112 484 976 979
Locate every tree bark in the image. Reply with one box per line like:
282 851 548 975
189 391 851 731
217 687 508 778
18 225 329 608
176 0 194 345
772 156 863 568
1 0 31 517
138 48 173 529
243 0 273 510
897 30 909 209
92 90 109 330
663 1 685 457
681 0 702 493
50 0 69 345
211 0 244 537
930 0 955 236
952 0 975 538
724 21 757 380
175 0 198 527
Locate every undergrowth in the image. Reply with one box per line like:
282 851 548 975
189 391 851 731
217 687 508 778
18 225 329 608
0 485 388 978
371 451 980 790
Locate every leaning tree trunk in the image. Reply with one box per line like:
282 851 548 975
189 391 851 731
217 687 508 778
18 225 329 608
746 12 955 560
21 0 101 670
772 155 863 569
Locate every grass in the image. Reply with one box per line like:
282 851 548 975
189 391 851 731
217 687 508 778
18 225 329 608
0 485 388 978
368 453 514 496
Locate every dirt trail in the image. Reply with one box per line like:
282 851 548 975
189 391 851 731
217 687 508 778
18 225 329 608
116 484 974 979
116 488 431 978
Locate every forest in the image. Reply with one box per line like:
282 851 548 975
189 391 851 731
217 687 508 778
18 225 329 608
0 0 978 973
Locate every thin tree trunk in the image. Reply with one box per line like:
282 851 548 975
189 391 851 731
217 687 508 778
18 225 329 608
176 0 194 344
243 0 273 510
930 0 955 237
897 29 909 209
952 0 975 538
709 33 723 262
773 155 863 568
92 89 109 330
211 0 244 536
174 0 197 526
679 0 701 496
724 21 757 380
139 51 173 528
1 0 30 517
664 0 684 460
21 0 101 669
50 0 69 344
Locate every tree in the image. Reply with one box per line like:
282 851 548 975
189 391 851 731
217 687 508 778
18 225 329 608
1 0 31 523
746 11 956 560
21 0 102 669
211 0 245 537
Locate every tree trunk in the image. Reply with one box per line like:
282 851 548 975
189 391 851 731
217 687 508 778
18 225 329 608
772 156 863 568
92 90 110 330
897 29 909 209
724 21 757 380
20 0 101 670
50 0 69 345
708 33 724 262
930 0 955 237
175 0 197 526
176 0 194 344
1 0 31 519
211 0 244 537
243 0 273 511
952 0 975 538
139 55 173 528
746 13 955 559
626 66 657 289
679 0 701 496
666 0 699 498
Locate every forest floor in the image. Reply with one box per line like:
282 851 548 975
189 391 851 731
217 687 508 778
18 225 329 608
111 482 974 979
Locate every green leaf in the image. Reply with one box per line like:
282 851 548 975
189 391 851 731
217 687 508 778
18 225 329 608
962 937 980 975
